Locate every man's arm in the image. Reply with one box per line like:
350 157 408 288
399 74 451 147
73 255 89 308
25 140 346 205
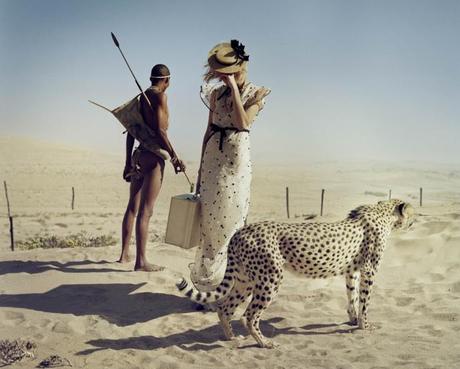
123 132 135 181
140 90 185 172
154 92 177 159
140 90 175 156
125 132 135 165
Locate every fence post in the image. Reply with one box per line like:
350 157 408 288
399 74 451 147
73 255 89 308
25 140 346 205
320 189 325 216
71 186 75 210
285 187 290 219
420 187 423 207
389 189 392 200
3 181 14 251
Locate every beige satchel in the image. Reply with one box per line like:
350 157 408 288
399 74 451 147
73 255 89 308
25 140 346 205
165 193 201 249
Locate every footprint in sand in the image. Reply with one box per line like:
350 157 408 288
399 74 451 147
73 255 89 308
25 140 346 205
33 333 46 342
445 213 460 221
431 312 458 322
420 220 450 235
447 264 460 274
52 321 74 334
308 348 328 357
293 340 315 350
404 285 424 295
3 310 25 323
450 281 460 293
419 324 444 338
397 353 415 361
38 318 53 328
353 352 378 363
395 296 416 307
429 273 445 282
330 342 347 350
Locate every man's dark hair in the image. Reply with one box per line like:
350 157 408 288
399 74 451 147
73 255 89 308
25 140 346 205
150 64 170 84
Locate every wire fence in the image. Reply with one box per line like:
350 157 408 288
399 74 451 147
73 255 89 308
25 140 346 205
3 176 455 252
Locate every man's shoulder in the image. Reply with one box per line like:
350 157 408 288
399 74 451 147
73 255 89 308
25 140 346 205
144 87 167 105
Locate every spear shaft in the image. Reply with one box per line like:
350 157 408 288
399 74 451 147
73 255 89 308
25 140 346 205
111 33 143 93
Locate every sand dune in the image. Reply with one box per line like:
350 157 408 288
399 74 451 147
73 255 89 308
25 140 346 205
1 137 459 368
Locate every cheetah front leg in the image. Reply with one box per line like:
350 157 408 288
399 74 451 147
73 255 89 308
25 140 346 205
345 271 360 325
358 265 376 329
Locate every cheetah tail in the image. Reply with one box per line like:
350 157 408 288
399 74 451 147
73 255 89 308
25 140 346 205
176 276 235 305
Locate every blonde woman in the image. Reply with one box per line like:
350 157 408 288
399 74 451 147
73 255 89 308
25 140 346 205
190 40 270 292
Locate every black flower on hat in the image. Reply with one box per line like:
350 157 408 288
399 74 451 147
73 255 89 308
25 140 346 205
230 40 250 62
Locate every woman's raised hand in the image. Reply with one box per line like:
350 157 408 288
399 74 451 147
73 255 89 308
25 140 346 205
221 74 238 90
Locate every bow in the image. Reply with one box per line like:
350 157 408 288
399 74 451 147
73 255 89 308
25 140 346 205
230 39 250 62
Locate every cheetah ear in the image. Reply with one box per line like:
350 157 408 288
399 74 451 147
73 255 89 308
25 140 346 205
397 202 414 217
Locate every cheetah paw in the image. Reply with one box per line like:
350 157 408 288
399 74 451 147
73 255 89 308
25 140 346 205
358 321 378 331
258 339 278 349
347 318 358 326
227 339 241 348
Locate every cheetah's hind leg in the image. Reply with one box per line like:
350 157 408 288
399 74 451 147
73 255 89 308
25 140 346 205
358 266 376 330
345 271 360 325
238 282 255 339
217 308 236 341
243 273 282 349
216 280 253 341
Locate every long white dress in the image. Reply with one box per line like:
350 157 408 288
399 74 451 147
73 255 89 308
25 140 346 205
190 82 270 292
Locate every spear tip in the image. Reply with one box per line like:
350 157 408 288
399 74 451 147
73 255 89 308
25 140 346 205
111 32 120 47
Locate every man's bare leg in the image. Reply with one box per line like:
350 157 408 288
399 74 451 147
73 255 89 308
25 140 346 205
118 178 143 263
134 161 164 272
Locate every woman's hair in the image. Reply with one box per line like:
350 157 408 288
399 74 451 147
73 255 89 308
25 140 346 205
203 62 248 83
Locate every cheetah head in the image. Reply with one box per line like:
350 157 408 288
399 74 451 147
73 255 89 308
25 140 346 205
391 201 415 230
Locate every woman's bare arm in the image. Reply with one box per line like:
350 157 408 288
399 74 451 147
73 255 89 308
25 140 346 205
224 75 260 130
196 91 215 193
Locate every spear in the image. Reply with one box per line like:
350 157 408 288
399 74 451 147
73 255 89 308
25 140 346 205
110 32 192 186
111 32 145 93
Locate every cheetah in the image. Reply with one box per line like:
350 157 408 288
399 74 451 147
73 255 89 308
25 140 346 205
177 199 414 348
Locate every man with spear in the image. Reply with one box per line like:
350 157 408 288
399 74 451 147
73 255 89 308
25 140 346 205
91 34 188 271
118 63 186 271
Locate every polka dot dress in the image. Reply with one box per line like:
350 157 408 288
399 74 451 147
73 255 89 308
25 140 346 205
190 82 270 292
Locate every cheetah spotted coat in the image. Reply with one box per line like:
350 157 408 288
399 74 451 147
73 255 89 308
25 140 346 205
177 199 414 348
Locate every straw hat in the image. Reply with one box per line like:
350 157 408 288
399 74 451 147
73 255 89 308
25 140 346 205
208 39 250 74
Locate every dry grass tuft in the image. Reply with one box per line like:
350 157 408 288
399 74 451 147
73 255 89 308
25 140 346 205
0 339 36 366
16 232 117 250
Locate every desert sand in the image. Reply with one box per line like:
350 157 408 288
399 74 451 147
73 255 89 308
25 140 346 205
1 136 460 368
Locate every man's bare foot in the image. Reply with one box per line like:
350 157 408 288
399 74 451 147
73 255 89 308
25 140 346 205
117 255 131 264
134 263 165 272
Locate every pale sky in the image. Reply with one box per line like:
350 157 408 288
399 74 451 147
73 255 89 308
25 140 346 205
1 0 459 164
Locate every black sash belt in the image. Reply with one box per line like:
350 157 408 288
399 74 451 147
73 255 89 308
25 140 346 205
209 123 249 152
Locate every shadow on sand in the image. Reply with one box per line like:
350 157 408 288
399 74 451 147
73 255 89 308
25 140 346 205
0 282 195 326
76 318 357 353
0 260 129 275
